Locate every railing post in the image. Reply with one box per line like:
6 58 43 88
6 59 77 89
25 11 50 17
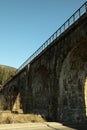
55 31 57 38
59 27 61 34
85 2 87 12
63 23 65 31
78 8 80 17
73 14 75 22
68 19 70 27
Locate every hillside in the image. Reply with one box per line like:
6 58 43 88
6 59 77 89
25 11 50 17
0 65 16 85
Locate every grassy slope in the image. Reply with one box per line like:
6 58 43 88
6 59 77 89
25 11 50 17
0 65 16 84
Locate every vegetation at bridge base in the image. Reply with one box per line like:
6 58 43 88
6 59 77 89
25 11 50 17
0 111 45 124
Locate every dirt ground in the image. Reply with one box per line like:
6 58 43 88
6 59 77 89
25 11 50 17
0 110 45 124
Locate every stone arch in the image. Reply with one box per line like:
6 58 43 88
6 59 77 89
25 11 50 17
59 40 87 123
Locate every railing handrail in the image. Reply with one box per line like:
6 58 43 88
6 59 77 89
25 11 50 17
16 1 87 72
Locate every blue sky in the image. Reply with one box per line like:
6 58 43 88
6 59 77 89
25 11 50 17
0 0 86 68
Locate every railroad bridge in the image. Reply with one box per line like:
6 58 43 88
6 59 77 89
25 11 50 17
2 2 87 123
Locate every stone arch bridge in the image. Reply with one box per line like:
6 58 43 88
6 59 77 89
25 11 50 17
2 2 87 124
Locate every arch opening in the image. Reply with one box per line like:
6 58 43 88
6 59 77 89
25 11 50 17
59 41 87 123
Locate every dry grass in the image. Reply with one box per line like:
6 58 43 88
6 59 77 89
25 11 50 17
0 111 45 124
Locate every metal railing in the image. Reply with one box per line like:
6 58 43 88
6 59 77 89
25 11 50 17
17 1 87 71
